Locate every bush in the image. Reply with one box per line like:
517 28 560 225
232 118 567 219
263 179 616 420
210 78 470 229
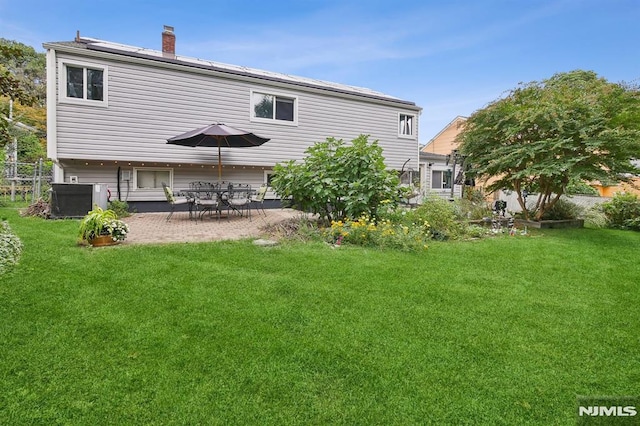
405 197 463 240
108 200 131 218
583 205 609 229
453 197 493 220
601 192 640 231
271 135 400 224
540 198 583 220
0 221 23 275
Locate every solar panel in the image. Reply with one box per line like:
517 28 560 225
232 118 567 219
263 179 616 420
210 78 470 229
78 37 408 104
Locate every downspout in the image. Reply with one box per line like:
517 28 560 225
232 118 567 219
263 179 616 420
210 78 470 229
117 166 121 201
45 47 63 182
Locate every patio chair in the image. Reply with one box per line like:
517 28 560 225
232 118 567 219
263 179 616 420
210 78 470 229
195 182 221 220
250 184 268 216
226 183 252 220
196 197 219 220
162 182 193 221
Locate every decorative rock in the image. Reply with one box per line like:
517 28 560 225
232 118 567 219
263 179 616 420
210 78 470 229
253 238 279 247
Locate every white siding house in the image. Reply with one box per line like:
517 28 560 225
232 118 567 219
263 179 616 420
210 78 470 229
418 151 463 200
44 28 422 210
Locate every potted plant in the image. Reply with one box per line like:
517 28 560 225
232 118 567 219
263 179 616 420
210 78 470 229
79 206 130 246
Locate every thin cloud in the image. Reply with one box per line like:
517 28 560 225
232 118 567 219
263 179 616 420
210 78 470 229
180 0 577 76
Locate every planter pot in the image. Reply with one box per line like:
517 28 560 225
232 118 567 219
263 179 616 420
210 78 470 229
515 219 584 229
89 235 119 247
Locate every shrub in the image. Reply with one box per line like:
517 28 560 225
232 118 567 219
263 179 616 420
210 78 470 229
453 197 493 221
583 205 609 229
271 135 400 224
405 197 463 240
0 221 23 275
601 192 640 231
108 200 131 218
540 198 583 220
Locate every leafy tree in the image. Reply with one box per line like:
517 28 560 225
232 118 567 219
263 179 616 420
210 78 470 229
565 178 599 196
0 39 46 104
1 39 46 150
0 98 47 158
271 135 400 224
458 70 640 220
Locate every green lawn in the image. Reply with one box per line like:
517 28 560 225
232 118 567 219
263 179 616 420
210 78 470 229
1 207 639 425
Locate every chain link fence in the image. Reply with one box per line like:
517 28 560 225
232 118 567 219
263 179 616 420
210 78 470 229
1 159 53 203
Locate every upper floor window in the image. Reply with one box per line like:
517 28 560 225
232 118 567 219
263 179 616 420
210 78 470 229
399 113 415 137
251 90 297 125
59 60 108 105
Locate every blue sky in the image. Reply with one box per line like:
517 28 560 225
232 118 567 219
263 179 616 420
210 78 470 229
1 0 638 143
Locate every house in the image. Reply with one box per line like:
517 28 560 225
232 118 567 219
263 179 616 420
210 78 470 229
421 115 466 156
417 116 467 199
44 27 422 211
591 160 640 197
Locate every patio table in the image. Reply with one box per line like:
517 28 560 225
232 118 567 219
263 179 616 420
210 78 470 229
179 185 247 220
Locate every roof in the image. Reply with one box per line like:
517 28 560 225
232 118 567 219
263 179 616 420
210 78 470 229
419 151 448 162
44 37 419 108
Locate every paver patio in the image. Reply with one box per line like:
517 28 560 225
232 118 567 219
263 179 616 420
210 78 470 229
122 208 305 245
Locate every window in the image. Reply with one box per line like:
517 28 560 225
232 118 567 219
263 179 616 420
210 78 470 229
399 113 415 137
59 60 107 105
431 170 452 190
134 168 171 190
251 90 297 125
264 170 275 186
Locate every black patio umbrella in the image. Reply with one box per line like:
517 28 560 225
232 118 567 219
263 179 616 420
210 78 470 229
166 123 270 181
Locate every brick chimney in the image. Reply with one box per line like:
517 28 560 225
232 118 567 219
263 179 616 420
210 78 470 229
162 25 175 58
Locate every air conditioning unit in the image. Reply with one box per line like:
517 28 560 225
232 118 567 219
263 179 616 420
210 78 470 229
50 183 109 218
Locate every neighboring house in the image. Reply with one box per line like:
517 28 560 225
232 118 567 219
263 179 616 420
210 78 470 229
595 180 640 197
44 27 422 211
417 116 467 199
417 151 462 200
421 115 466 156
592 160 640 197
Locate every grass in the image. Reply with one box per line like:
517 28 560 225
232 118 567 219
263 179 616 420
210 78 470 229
1 206 639 425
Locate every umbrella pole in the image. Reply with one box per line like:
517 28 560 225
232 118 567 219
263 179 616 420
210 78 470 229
218 144 222 181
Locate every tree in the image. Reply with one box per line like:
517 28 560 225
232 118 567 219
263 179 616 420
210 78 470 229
458 70 640 220
0 39 46 104
271 135 401 224
1 39 45 148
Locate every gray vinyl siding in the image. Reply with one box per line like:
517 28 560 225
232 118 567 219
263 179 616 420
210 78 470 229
53 50 419 168
60 163 276 201
50 45 420 202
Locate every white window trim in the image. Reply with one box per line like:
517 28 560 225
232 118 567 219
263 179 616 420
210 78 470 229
250 89 298 126
263 169 277 199
263 169 274 185
431 168 452 190
398 112 416 139
133 167 173 191
58 59 108 107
